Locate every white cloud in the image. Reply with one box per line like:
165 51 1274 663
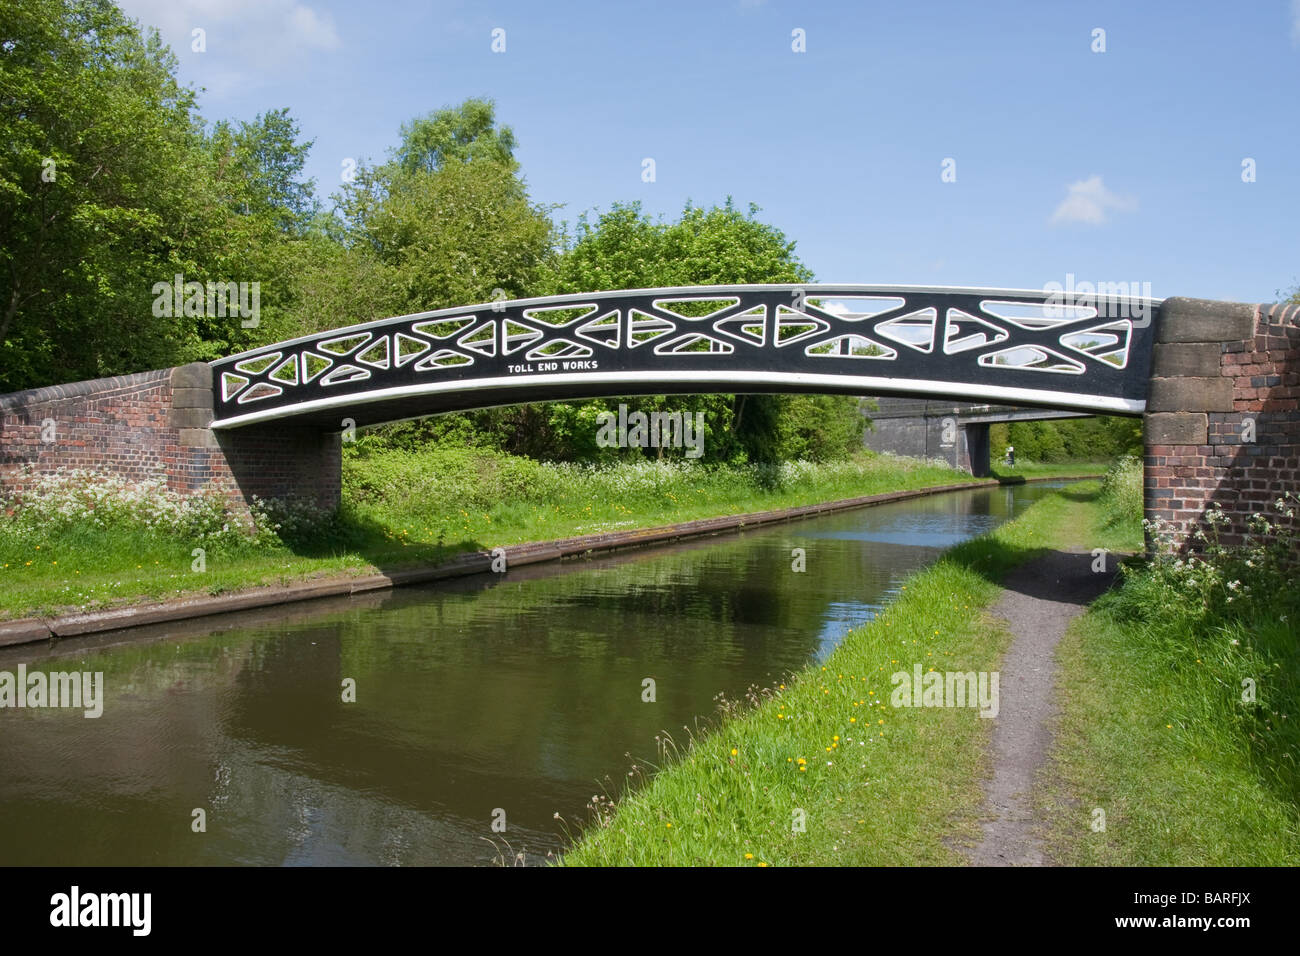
115 0 340 94
1049 175 1136 226
287 3 343 50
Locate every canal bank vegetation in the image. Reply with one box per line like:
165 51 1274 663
0 451 1100 622
339 445 1102 547
560 480 1128 866
1040 480 1300 865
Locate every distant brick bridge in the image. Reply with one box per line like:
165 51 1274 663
0 290 1296 550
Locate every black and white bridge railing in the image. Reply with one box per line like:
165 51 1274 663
209 285 1161 429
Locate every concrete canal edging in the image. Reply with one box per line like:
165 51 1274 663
0 475 1092 650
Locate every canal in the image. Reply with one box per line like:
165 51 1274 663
0 481 1067 866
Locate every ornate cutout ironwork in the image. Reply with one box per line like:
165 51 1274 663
210 285 1160 428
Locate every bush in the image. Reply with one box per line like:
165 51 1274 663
1102 495 1300 795
0 467 254 552
1099 455 1143 529
0 467 345 557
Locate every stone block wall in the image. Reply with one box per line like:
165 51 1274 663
1145 298 1299 549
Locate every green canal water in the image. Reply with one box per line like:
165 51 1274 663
0 481 1067 866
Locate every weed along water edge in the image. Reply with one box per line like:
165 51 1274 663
0 480 1068 866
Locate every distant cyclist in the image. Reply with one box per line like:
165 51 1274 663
1005 445 1015 466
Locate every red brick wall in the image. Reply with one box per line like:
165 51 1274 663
1145 300 1300 550
0 365 340 512
0 369 180 488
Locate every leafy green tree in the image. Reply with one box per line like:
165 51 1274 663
189 109 322 360
362 159 552 313
321 100 552 323
543 199 811 292
0 0 322 387
0 0 202 388
990 416 1141 463
777 394 870 461
392 98 518 176
206 108 317 232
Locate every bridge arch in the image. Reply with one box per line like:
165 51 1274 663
208 284 1157 431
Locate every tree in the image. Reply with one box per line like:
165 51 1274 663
0 0 202 388
0 0 322 388
990 416 1141 463
320 99 552 322
206 108 317 232
543 199 812 292
359 158 552 313
393 98 518 176
777 394 870 461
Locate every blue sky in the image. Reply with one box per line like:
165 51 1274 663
115 0 1300 303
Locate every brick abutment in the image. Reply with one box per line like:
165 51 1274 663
0 362 340 518
1144 298 1300 551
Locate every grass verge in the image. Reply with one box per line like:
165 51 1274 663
560 481 1109 866
1038 472 1300 865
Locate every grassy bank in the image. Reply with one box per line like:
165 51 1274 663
0 450 1099 622
1039 476 1300 865
987 460 1109 482
561 480 1121 866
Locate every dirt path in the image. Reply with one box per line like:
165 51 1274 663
966 549 1116 866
